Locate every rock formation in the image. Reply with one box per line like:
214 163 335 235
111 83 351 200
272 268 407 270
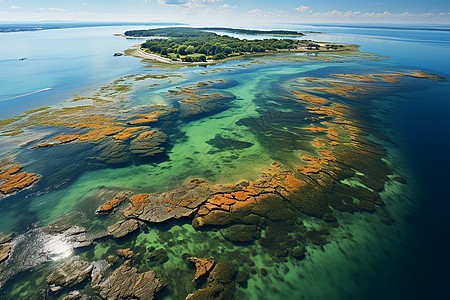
186 257 215 281
107 219 140 238
93 260 166 300
185 261 236 300
46 256 93 291
0 164 39 195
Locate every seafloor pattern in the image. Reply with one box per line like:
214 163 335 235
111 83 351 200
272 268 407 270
0 53 446 299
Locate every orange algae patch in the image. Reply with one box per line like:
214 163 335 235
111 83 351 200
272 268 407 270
373 74 401 83
304 126 328 133
0 165 22 180
50 134 80 144
232 191 249 201
333 74 376 82
187 257 215 281
96 194 128 214
128 111 165 125
0 171 39 194
77 126 124 142
283 174 306 190
292 91 329 105
114 127 145 141
129 194 150 210
399 70 446 81
304 78 319 82
136 130 159 141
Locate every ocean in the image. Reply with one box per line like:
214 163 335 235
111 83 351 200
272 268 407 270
0 24 449 299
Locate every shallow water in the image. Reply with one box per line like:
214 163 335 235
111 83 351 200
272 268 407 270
0 25 449 299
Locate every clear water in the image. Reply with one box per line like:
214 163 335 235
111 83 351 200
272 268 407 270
0 24 449 299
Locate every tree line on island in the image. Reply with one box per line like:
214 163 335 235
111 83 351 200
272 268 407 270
124 27 320 62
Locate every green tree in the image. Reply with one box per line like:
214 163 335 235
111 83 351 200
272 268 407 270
177 45 187 55
186 45 195 54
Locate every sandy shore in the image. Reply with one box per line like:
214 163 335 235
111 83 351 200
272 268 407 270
127 46 215 65
129 47 174 63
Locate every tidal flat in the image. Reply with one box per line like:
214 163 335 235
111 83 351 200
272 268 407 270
0 25 449 300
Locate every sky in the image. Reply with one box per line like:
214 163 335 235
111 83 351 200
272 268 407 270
1 0 449 25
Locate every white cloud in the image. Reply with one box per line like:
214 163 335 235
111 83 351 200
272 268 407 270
39 8 65 12
248 8 263 16
220 4 236 9
294 5 310 13
10 5 21 9
157 0 222 5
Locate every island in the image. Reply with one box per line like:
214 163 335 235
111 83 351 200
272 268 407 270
123 27 358 63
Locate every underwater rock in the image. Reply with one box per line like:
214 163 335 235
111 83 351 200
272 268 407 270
289 247 306 260
93 140 131 165
393 176 407 184
93 260 166 300
186 261 236 300
96 192 131 214
108 219 140 238
117 248 134 259
62 291 82 300
401 70 446 81
0 244 11 263
305 229 330 246
206 134 254 153
333 73 376 82
186 257 215 281
221 225 260 243
359 200 376 212
236 269 249 286
175 87 234 121
292 91 329 105
46 256 93 291
129 130 167 158
147 248 169 267
322 213 337 223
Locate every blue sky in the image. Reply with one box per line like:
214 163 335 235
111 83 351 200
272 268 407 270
1 0 449 24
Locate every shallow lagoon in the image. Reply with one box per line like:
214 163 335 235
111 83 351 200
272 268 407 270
0 25 449 299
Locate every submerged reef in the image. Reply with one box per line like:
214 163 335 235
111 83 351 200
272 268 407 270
0 163 40 197
0 68 446 299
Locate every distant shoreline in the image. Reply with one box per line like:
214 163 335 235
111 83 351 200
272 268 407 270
126 43 360 66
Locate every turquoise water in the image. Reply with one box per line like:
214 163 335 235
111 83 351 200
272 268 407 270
0 25 449 299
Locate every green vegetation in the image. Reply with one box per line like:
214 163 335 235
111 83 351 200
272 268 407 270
125 27 308 62
196 27 305 36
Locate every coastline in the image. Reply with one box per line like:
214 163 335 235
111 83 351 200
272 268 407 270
126 43 360 65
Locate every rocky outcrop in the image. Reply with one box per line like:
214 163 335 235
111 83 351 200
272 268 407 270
62 291 82 300
221 225 261 243
117 248 134 259
186 257 215 281
123 178 216 223
93 260 166 300
129 130 167 158
46 256 93 291
0 164 39 195
0 244 11 263
44 223 93 249
96 192 131 214
185 261 236 300
107 219 140 238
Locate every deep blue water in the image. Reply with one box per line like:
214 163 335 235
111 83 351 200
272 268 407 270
0 24 449 299
291 24 450 299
